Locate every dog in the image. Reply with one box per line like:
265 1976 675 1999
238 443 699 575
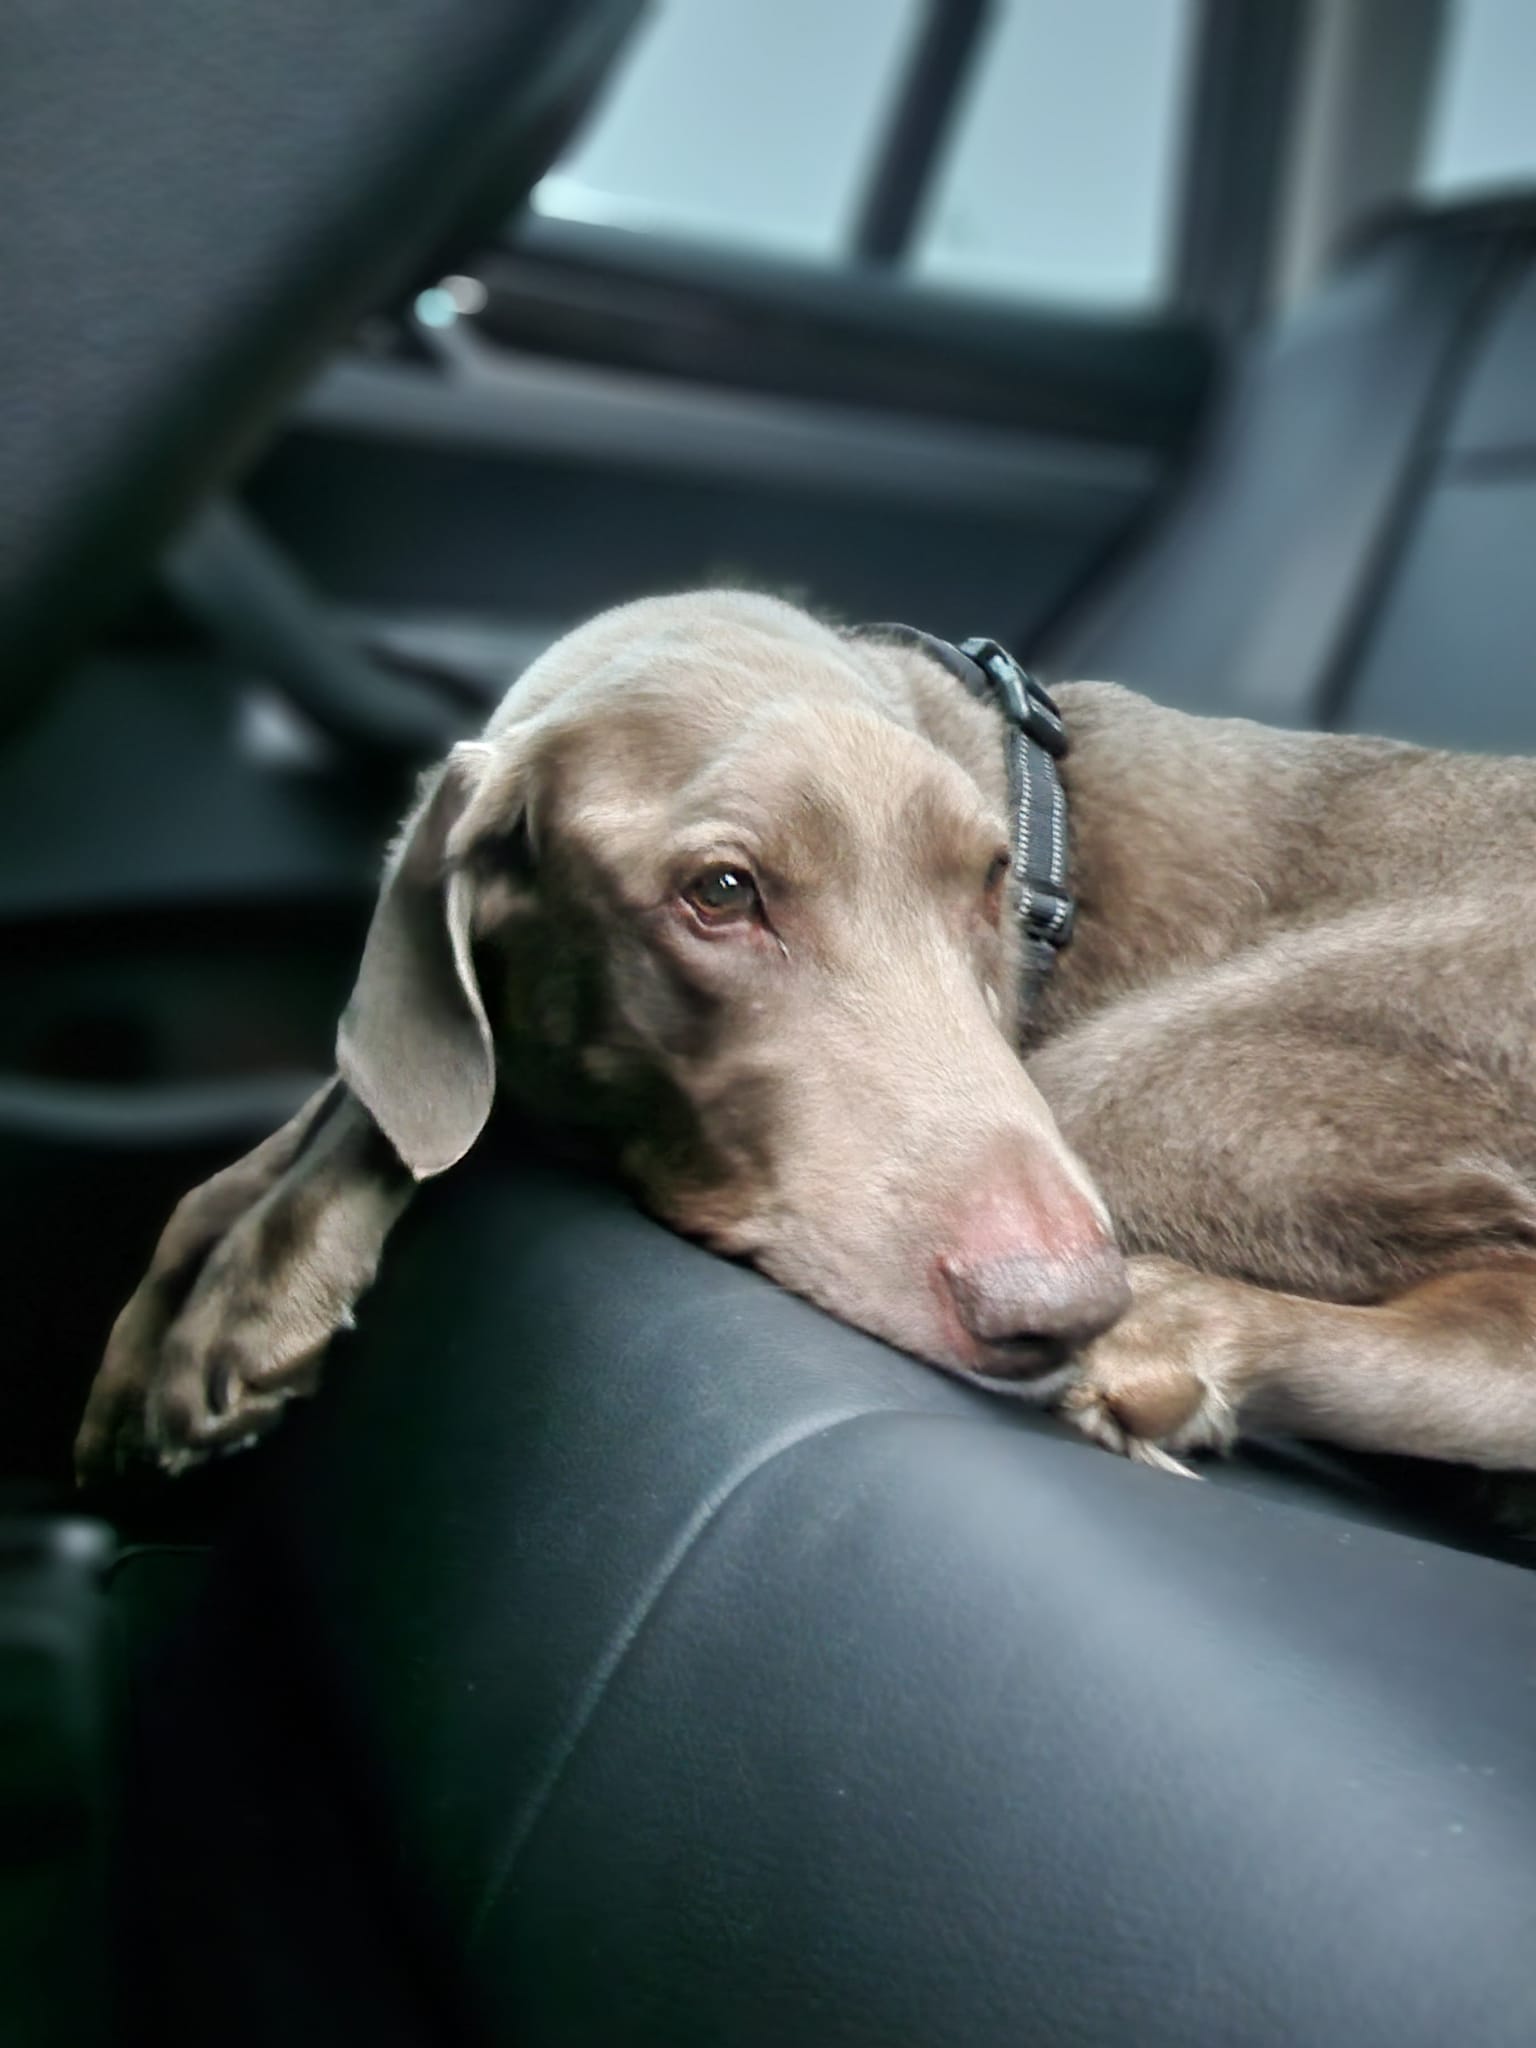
75 589 1536 1486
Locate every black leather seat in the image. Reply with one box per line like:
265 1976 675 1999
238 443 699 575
1045 196 1536 750
127 1158 1536 2048
121 202 1536 2045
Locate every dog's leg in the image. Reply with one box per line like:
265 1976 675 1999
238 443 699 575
1061 1255 1536 1474
75 1083 412 1480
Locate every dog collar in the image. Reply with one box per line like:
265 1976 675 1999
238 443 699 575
853 624 1075 999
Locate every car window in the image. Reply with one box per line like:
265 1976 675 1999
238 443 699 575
911 0 1195 305
532 0 1199 308
1419 0 1536 195
532 0 924 261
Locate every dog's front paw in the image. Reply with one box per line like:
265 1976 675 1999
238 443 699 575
76 1210 362 1483
141 1283 348 1477
1057 1256 1245 1476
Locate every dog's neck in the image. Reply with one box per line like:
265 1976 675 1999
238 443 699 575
1021 682 1417 1046
859 626 1431 1045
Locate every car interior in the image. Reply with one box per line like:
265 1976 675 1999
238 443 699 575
6 2 1536 2042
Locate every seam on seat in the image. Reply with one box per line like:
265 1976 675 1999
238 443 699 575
455 1397 1522 1952
464 1401 933 1949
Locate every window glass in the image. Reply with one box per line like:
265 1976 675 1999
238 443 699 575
913 0 1196 305
533 0 924 261
1419 0 1536 195
531 0 1197 308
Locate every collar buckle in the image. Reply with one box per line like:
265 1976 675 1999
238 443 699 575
848 619 1075 1004
958 638 1068 759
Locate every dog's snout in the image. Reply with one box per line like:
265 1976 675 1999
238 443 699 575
937 1183 1129 1375
941 1244 1129 1366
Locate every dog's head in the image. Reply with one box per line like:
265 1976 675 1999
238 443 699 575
338 592 1125 1384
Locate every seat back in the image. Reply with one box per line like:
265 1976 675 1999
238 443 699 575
1045 198 1536 750
0 0 641 734
1338 232 1536 749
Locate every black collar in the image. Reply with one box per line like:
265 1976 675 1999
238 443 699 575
853 624 1075 998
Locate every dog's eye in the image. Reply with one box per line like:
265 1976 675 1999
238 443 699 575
985 851 1010 896
684 866 760 924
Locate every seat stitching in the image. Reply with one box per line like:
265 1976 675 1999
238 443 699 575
465 1402 924 1948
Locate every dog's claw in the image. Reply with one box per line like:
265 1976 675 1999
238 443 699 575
1127 1439 1200 1480
1058 1376 1221 1478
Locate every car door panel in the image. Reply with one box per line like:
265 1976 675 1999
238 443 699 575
248 223 1216 654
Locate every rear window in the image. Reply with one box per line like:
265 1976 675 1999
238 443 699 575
533 0 1198 310
1419 0 1536 195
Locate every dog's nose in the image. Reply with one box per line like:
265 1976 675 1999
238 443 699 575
938 1237 1129 1377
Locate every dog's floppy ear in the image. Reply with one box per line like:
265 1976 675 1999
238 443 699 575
337 740 501 1180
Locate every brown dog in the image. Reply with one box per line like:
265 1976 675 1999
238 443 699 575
75 590 1536 1483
